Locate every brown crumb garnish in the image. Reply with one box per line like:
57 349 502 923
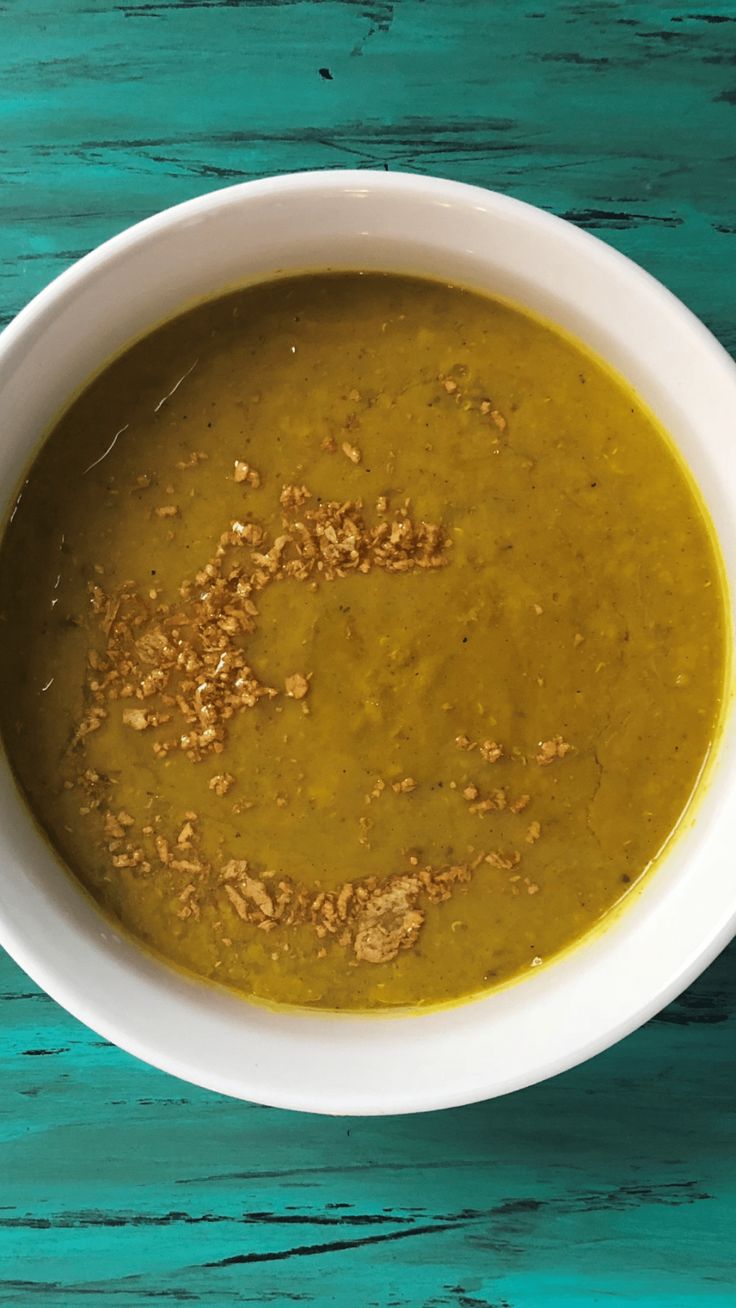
535 735 572 766
526 820 541 844
455 733 476 751
122 707 150 731
154 835 171 865
392 777 417 794
306 863 472 964
154 505 179 518
485 850 521 871
177 883 200 920
279 484 310 510
69 705 107 747
111 850 149 870
490 410 507 432
321 435 337 453
209 772 235 796
176 451 208 470
84 762 543 962
66 484 499 964
222 860 275 919
462 784 479 801
509 793 530 814
443 378 458 394
233 461 261 488
337 883 354 920
341 440 362 465
479 739 502 763
284 673 309 700
177 820 195 848
468 787 507 814
352 880 424 963
366 777 385 804
103 810 133 839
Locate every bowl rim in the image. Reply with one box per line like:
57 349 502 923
0 168 735 1115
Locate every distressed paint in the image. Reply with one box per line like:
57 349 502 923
0 0 735 1303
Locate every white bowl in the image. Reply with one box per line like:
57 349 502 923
0 171 734 1115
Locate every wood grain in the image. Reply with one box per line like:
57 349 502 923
1 1 735 1303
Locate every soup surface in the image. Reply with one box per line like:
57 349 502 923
0 274 726 1010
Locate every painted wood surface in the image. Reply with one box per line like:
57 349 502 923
1 1 734 1302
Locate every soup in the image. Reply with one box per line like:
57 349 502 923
0 274 726 1010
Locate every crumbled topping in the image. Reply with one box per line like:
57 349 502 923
526 820 541 844
536 736 572 766
122 707 151 731
233 461 261 488
176 451 208 470
468 787 507 814
155 835 170 865
440 377 507 432
284 673 309 700
67 459 559 973
341 441 362 464
352 879 424 963
103 810 133 839
455 733 475 751
479 739 503 763
509 793 530 814
279 484 310 510
366 778 385 805
485 850 521 871
456 736 502 763
70 706 107 746
209 772 234 796
177 820 196 848
392 777 417 794
222 860 275 918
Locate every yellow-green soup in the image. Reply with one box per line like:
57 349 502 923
0 273 726 1010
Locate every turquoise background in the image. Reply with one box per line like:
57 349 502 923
1 2 734 1303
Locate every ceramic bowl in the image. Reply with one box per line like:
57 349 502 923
0 171 734 1114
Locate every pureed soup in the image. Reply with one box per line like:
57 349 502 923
0 274 727 1010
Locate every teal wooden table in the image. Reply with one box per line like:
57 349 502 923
1 3 735 1303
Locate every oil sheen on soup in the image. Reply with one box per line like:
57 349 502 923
0 274 726 1010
